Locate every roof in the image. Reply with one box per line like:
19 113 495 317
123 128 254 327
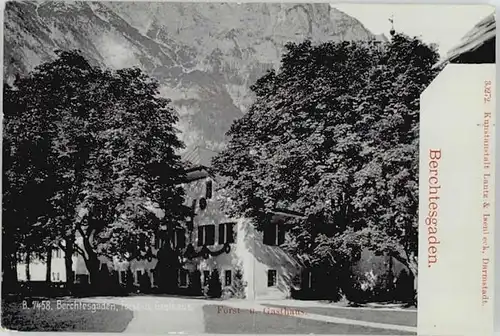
434 13 495 68
181 146 219 169
270 208 307 220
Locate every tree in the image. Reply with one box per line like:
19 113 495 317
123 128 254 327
350 34 440 298
4 50 189 288
213 35 439 302
213 40 382 294
3 82 54 290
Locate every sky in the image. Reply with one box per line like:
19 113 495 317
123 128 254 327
331 4 495 57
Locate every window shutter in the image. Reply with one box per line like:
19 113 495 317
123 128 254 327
206 180 213 199
263 224 277 246
206 225 215 245
228 223 235 244
218 224 225 244
278 224 286 246
263 225 271 245
198 226 205 246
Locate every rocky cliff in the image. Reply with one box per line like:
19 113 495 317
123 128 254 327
4 1 376 149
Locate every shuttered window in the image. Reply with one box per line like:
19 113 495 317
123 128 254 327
218 223 235 244
198 225 216 246
263 223 285 246
173 228 186 249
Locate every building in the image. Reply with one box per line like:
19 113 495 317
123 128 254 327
418 12 495 336
16 146 305 300
434 12 495 67
171 146 304 299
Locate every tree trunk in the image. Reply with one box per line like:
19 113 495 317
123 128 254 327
407 258 418 304
2 248 18 294
83 247 101 289
64 237 74 292
2 222 19 293
45 246 52 282
79 232 100 285
25 251 31 282
393 252 418 305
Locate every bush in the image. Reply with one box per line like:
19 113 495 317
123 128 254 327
231 268 247 299
206 269 222 298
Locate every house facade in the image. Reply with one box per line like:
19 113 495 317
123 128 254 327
174 146 303 299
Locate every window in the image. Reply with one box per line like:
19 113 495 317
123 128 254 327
120 271 126 284
267 270 277 287
218 223 235 244
152 269 158 286
191 199 197 213
51 272 61 282
53 249 62 259
224 270 232 286
136 270 142 282
206 180 213 199
300 270 313 289
203 270 210 286
198 225 215 246
263 223 285 246
178 269 189 288
199 198 207 210
173 228 186 249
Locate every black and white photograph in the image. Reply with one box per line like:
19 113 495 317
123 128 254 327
1 1 495 334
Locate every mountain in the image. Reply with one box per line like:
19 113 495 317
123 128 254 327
3 1 377 150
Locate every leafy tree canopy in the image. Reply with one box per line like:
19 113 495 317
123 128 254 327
213 35 439 284
3 50 189 281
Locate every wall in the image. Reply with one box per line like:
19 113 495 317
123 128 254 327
235 218 302 299
183 172 302 299
182 174 240 289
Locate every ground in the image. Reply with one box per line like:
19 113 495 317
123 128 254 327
263 303 417 327
1 299 133 332
203 305 414 334
1 295 417 334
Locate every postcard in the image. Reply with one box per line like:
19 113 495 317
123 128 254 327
1 1 496 335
